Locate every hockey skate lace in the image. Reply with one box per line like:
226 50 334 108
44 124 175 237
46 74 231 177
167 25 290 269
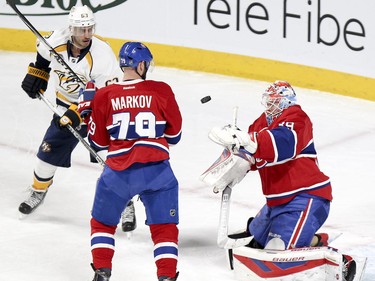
24 191 45 208
121 203 135 223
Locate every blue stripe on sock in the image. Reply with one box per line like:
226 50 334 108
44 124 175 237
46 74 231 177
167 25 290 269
91 236 115 247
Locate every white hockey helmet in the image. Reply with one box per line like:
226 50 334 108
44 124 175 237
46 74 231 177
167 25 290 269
261 80 297 125
68 5 95 28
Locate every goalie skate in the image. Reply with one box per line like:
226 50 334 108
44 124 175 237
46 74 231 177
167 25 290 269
342 254 367 281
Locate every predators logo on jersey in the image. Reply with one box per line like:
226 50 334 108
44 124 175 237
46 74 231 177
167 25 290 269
55 70 86 94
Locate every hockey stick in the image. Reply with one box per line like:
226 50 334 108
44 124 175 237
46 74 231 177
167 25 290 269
217 107 252 249
7 1 105 166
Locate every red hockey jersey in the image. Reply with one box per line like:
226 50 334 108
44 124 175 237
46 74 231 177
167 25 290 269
88 79 182 171
249 105 332 206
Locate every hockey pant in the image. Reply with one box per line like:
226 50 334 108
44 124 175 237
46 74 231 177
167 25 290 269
249 194 330 249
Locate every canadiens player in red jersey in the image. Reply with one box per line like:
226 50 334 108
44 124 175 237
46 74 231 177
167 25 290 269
209 81 356 281
84 42 182 281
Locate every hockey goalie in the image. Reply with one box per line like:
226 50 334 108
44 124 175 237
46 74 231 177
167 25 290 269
200 81 367 281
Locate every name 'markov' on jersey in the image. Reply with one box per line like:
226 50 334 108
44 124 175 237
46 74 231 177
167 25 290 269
111 95 153 110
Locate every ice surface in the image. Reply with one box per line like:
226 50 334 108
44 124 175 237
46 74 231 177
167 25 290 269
0 51 374 280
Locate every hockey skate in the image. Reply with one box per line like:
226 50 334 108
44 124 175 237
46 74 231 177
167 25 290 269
91 264 111 281
121 200 137 236
18 188 48 216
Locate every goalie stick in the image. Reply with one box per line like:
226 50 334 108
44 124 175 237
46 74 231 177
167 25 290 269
217 186 252 249
217 106 252 249
6 1 104 166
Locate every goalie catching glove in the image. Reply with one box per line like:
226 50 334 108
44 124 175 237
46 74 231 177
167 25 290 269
21 63 51 99
208 125 257 162
59 104 82 129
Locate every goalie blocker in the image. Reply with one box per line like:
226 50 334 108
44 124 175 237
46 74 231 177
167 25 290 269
200 148 251 193
230 245 367 281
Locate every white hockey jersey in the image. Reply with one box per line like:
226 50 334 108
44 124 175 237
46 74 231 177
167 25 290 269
37 28 122 107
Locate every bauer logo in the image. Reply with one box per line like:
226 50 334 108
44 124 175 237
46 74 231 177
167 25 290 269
1 0 128 16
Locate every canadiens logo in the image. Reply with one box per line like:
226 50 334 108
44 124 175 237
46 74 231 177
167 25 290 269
41 141 51 152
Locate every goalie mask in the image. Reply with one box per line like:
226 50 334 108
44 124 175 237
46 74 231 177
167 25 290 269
68 5 96 37
262 80 297 125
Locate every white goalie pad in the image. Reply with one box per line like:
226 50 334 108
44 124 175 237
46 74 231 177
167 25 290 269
200 149 250 193
231 246 367 281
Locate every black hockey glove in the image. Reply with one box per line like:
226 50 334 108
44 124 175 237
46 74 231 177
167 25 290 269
59 104 82 129
21 63 51 99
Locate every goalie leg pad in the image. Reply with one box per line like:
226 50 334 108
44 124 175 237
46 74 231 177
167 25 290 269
232 246 344 281
232 246 367 281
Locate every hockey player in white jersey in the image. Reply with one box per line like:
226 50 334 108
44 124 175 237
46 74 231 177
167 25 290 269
18 6 136 231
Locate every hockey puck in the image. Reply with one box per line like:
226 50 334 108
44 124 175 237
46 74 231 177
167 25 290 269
200 95 211 104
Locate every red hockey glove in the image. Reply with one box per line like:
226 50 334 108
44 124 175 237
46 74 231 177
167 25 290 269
78 81 97 124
